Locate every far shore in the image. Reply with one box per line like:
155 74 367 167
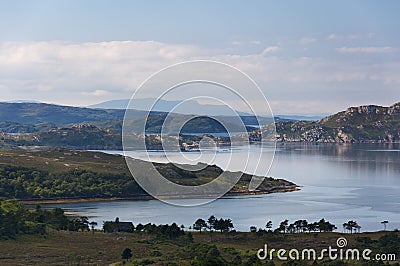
20 185 300 205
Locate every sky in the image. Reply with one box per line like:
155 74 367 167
0 0 399 115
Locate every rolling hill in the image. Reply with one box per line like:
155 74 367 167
0 102 270 134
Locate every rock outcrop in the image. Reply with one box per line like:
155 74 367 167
254 102 400 143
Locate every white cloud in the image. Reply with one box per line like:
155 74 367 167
82 89 112 96
328 34 338 40
328 32 376 40
0 41 399 114
0 41 212 105
231 40 261 46
336 46 396 53
261 46 279 55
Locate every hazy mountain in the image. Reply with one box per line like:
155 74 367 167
90 99 321 122
275 114 326 121
89 98 253 116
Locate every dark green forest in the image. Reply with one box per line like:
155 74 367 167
0 199 90 239
0 165 144 199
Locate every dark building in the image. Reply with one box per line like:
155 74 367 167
103 221 134 233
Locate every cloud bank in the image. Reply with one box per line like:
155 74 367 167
0 41 399 115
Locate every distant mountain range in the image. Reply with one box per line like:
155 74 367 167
88 99 324 121
0 102 274 134
1 102 398 150
88 98 254 116
275 114 325 121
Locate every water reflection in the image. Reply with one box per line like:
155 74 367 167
50 143 400 232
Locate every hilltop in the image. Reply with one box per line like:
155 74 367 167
254 102 400 143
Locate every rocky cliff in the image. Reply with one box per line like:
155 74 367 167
258 102 400 143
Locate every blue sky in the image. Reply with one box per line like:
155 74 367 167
0 0 399 115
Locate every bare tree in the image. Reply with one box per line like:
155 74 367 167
381 220 389 231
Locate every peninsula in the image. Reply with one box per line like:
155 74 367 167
0 149 298 204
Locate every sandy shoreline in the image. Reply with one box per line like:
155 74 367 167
20 185 300 205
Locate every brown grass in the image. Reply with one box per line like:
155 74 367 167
0 230 394 266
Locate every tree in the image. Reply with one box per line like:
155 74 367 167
344 220 359 233
136 223 144 232
225 219 234 232
78 216 89 232
193 218 207 233
208 215 216 231
343 222 348 233
265 221 273 231
287 224 295 233
89 221 97 234
289 220 308 233
214 218 234 233
381 221 389 231
207 215 217 241
277 219 289 233
307 222 318 233
68 217 89 232
49 208 69 230
317 219 336 232
250 226 257 233
162 223 183 240
121 248 133 260
301 220 308 233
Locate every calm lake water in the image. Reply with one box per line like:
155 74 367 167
41 143 400 232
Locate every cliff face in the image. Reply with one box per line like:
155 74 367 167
260 103 400 143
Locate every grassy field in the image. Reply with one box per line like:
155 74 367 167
0 230 398 266
0 149 132 175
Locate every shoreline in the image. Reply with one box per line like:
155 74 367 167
20 185 300 205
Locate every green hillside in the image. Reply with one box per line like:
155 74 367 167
0 103 128 125
0 102 257 135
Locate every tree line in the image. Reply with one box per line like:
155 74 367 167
190 216 368 234
192 215 234 233
103 217 186 240
264 219 336 233
249 219 367 234
0 199 95 239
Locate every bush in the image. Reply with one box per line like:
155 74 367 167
121 248 133 260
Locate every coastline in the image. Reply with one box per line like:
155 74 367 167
20 185 300 205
